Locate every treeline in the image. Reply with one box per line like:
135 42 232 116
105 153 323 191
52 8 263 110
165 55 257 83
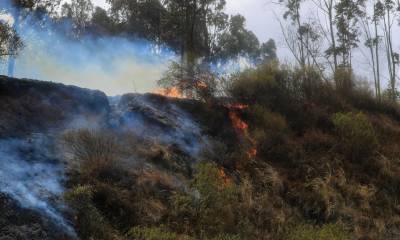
277 0 400 101
0 0 277 71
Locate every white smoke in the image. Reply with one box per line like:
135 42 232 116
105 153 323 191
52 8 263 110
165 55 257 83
0 0 176 95
0 134 75 236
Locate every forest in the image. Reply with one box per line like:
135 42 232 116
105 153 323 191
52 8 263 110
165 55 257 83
0 0 400 240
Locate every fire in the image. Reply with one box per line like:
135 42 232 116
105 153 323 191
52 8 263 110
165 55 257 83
219 168 232 186
247 148 257 158
155 87 185 99
196 81 208 89
229 103 249 110
227 102 257 160
229 111 249 133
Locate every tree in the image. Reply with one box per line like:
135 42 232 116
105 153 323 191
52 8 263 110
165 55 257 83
311 0 339 72
163 0 227 67
107 0 166 43
279 0 323 71
279 0 306 67
5 0 59 76
214 14 260 61
69 0 94 36
0 22 23 60
360 0 382 100
334 0 365 68
375 0 399 101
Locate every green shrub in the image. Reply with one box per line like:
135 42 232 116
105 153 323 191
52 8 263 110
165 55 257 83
286 223 351 240
210 233 241 240
332 112 378 161
334 67 354 97
128 226 193 240
65 185 120 240
229 61 291 110
168 163 241 238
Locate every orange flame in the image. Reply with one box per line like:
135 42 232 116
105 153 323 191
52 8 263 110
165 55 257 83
247 148 257 158
219 168 232 186
228 102 257 160
229 111 249 133
196 81 208 89
155 87 185 99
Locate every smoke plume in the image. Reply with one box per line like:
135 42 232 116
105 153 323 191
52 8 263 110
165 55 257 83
0 0 175 95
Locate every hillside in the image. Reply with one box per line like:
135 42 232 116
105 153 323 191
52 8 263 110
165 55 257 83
0 68 400 240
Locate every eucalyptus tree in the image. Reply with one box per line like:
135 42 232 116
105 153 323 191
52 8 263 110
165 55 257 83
334 0 366 68
375 0 399 101
360 0 382 99
0 22 23 60
311 0 339 72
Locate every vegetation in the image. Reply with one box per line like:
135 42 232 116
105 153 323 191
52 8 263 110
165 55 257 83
1 0 399 239
59 61 400 239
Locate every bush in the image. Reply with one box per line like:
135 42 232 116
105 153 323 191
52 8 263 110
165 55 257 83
65 185 120 240
286 223 351 240
62 129 122 182
168 162 241 238
128 226 193 240
332 112 378 161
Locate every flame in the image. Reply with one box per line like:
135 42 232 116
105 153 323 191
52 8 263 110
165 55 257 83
247 148 257 158
229 111 249 133
229 103 249 110
227 102 257 160
219 168 232 186
196 81 208 89
155 87 185 99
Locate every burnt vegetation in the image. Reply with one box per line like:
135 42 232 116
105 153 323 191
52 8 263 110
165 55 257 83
58 62 400 240
1 0 400 240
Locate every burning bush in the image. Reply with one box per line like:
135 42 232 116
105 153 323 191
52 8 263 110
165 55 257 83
157 61 219 103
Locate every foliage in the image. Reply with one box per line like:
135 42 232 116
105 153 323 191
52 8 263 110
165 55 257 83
332 112 378 161
158 61 219 102
286 223 351 240
0 22 23 58
128 226 192 240
168 162 241 238
65 185 119 240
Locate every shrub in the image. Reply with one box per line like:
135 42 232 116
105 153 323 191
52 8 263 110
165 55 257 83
168 163 241 238
65 185 120 240
62 129 122 182
334 67 354 97
228 61 291 110
128 226 193 240
332 112 378 161
210 233 241 240
286 223 351 240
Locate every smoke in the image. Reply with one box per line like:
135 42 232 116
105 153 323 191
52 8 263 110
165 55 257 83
116 94 210 158
0 0 176 96
0 134 75 236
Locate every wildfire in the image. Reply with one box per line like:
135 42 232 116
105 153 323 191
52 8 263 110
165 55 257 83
227 102 257 160
229 111 249 133
155 87 185 99
247 148 257 158
229 103 249 110
196 81 208 89
219 168 232 186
